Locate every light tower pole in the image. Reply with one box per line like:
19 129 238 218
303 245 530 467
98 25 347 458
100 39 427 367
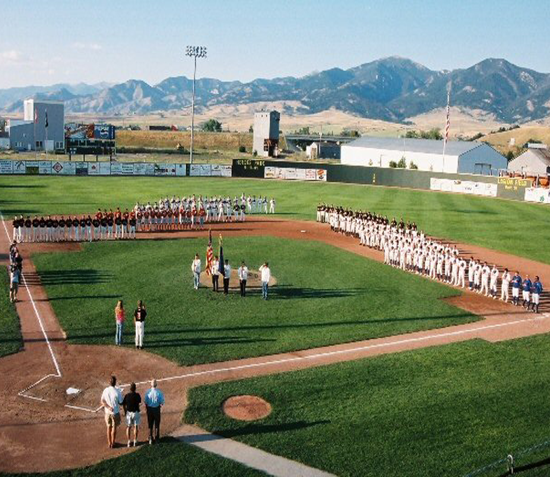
185 45 207 165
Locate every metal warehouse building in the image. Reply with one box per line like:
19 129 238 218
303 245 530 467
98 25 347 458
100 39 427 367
507 146 550 176
341 137 507 175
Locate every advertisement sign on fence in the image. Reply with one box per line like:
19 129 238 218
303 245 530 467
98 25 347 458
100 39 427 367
264 166 327 181
524 188 550 204
39 161 52 175
430 178 497 197
155 163 177 176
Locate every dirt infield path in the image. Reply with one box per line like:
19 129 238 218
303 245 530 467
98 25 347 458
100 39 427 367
1 217 549 473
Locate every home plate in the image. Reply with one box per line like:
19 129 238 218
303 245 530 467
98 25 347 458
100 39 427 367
66 387 81 396
301 230 306 233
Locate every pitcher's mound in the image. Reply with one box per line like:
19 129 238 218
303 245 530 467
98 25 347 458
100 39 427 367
222 395 272 421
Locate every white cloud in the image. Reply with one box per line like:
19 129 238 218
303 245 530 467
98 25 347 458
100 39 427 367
1 49 28 64
72 42 102 51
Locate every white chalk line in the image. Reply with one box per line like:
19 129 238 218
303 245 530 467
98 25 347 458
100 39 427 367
1 213 63 406
126 313 550 387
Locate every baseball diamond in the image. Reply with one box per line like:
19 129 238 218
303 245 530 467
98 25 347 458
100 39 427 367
1 172 550 477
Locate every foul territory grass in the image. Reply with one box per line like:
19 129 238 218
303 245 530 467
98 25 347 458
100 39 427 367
1 175 550 264
0 267 22 357
32 236 475 365
2 439 265 477
185 335 550 477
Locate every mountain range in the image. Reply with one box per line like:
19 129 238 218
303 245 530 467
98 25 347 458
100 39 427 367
2 57 550 124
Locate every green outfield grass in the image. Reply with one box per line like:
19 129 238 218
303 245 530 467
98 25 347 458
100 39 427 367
1 175 550 264
3 439 265 477
185 335 550 477
31 237 475 365
0 267 22 358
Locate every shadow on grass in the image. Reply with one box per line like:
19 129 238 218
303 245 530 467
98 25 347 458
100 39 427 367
62 310 483 343
0 185 47 189
266 285 370 300
40 294 121 302
212 420 330 439
24 270 114 286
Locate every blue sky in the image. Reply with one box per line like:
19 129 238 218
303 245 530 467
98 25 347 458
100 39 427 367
1 0 549 88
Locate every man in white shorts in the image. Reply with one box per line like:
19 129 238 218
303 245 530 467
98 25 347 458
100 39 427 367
122 382 142 447
100 375 123 449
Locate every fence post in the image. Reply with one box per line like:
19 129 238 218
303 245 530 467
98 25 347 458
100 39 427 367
507 454 514 475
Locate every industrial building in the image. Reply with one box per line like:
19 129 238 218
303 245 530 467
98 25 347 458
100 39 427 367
341 136 507 175
7 99 65 151
306 141 341 160
253 111 280 157
507 145 550 176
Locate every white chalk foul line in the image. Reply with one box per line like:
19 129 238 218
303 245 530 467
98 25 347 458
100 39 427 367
1 213 62 405
128 314 550 387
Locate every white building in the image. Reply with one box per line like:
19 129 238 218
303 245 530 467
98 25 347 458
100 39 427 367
341 137 507 175
253 111 280 157
8 99 65 151
508 146 550 176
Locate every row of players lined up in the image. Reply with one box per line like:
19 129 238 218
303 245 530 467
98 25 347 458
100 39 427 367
317 204 544 314
148 194 276 217
10 193 277 243
134 194 276 229
12 211 138 243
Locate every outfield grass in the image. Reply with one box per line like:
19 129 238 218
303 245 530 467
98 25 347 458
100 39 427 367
1 175 550 264
3 439 265 477
0 267 22 358
185 335 550 477
31 237 474 365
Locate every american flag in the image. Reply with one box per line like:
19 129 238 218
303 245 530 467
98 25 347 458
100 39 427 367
205 229 213 276
444 87 451 144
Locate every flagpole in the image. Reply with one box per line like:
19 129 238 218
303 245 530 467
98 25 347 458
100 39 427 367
34 112 37 160
45 108 48 162
442 84 451 173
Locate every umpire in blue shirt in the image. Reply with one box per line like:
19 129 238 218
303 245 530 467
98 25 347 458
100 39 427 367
144 379 165 445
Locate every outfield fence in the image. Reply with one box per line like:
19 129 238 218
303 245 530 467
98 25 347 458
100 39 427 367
232 159 550 205
0 160 231 177
465 437 550 477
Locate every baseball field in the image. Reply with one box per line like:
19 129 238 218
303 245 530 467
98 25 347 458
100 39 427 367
1 174 550 477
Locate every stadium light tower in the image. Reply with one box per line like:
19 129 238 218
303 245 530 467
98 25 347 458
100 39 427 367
185 45 207 165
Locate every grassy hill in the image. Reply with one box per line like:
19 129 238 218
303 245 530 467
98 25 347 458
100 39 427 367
482 126 550 156
117 130 253 152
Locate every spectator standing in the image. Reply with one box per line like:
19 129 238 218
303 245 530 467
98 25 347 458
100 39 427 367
191 253 201 290
238 261 248 297
115 300 125 346
100 375 123 449
144 379 165 445
134 300 147 349
223 259 231 295
9 264 21 303
122 382 142 447
259 262 271 300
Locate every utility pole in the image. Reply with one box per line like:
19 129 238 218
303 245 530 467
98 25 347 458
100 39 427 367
185 45 207 165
